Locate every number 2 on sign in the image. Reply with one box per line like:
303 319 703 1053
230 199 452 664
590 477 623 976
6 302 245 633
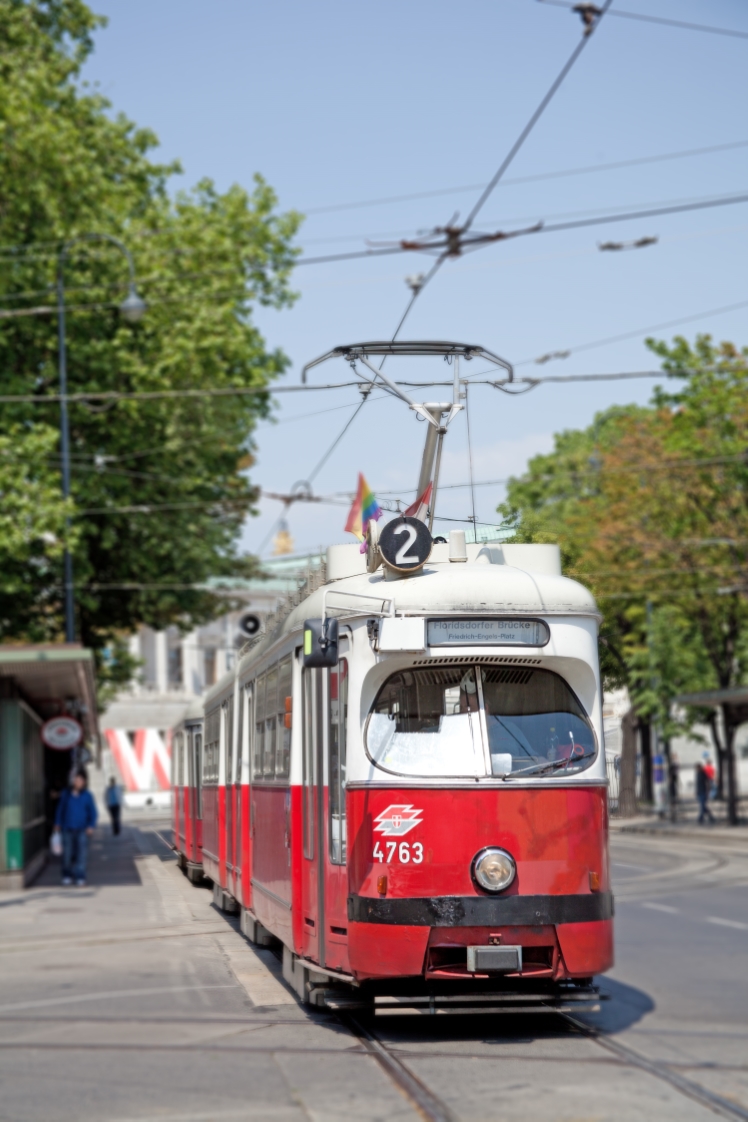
373 841 423 864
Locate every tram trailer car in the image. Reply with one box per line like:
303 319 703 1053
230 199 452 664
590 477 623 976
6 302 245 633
200 537 613 1012
171 701 205 884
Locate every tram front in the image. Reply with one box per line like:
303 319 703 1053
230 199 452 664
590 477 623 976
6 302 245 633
331 546 612 1001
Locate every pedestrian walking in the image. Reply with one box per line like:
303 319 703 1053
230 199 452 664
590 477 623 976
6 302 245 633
668 753 680 821
695 761 715 825
105 776 123 836
703 754 717 800
54 768 97 885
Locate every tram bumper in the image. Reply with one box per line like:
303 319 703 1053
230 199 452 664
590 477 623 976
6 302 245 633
347 893 614 981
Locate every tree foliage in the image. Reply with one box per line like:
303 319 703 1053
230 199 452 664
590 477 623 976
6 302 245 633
500 335 748 744
0 0 302 687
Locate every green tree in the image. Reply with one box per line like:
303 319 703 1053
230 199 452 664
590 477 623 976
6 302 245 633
500 336 748 823
0 0 301 690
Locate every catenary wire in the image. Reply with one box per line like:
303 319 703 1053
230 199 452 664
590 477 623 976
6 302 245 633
374 5 611 367
537 1 748 41
3 188 746 284
511 297 748 367
464 0 613 231
301 139 748 216
0 367 732 404
0 140 744 254
293 189 748 265
254 389 379 555
299 188 748 250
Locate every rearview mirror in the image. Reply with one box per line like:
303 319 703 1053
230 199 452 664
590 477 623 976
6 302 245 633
302 618 339 668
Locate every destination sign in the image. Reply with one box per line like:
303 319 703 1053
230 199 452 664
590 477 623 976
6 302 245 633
427 618 549 647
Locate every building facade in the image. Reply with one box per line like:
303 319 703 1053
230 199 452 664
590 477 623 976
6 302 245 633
100 555 324 806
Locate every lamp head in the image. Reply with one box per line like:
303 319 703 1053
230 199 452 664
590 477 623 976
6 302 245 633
119 283 147 324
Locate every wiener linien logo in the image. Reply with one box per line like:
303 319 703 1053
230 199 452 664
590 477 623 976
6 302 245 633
373 805 423 837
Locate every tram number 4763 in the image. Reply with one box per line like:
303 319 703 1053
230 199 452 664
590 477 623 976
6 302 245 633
373 841 424 864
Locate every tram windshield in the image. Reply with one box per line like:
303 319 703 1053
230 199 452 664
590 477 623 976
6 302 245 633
366 664 596 778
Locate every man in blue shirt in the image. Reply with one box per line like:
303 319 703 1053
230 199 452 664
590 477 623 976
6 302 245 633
54 768 98 886
105 776 123 836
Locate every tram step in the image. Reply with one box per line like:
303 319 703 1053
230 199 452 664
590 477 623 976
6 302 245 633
373 1002 602 1016
323 988 603 1015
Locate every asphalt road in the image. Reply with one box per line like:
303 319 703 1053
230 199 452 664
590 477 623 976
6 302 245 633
0 817 746 1121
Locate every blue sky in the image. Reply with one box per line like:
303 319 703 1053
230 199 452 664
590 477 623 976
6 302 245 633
82 0 748 555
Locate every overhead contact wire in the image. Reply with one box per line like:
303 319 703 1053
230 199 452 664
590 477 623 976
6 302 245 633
463 0 613 231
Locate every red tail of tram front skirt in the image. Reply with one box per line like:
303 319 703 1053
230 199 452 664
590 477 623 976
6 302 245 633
346 786 613 983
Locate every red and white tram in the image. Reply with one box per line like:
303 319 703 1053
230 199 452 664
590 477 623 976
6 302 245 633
185 341 613 1012
171 700 205 884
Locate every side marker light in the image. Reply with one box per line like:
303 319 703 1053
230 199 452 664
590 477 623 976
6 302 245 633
377 875 388 897
589 871 600 892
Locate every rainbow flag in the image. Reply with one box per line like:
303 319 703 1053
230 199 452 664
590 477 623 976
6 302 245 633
345 473 382 547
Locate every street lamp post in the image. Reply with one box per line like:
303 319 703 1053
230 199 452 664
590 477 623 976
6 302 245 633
57 233 146 643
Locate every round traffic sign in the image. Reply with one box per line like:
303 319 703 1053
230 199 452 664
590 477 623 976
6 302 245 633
42 716 83 750
378 516 433 573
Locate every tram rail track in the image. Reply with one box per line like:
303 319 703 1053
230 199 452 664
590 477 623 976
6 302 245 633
343 1013 458 1122
560 1012 748 1122
336 998 748 1122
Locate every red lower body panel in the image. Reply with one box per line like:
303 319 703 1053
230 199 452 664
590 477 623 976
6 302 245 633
345 784 613 982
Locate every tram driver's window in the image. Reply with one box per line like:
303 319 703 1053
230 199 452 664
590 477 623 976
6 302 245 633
366 666 482 777
481 666 596 777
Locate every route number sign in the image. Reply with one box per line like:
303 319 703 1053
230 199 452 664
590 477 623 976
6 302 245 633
378 516 433 573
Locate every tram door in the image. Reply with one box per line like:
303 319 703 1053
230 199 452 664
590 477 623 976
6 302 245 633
300 665 322 963
300 657 350 971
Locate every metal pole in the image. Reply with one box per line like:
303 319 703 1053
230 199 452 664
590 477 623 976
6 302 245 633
464 382 478 533
415 406 445 499
57 268 75 643
428 428 445 533
54 232 145 644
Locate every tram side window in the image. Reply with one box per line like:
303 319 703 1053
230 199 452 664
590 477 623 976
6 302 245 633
203 708 220 785
195 731 203 818
253 674 266 779
263 664 278 778
185 731 191 787
481 666 596 777
225 695 234 786
275 657 292 780
236 687 245 784
329 658 348 864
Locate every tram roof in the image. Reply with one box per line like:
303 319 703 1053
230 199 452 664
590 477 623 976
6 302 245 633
236 551 598 675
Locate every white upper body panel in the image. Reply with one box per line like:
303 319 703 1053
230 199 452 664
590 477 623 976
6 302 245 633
233 545 603 790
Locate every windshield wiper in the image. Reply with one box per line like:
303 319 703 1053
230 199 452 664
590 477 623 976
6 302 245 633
498 752 596 779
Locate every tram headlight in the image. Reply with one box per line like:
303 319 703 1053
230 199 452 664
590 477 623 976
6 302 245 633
472 847 516 893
